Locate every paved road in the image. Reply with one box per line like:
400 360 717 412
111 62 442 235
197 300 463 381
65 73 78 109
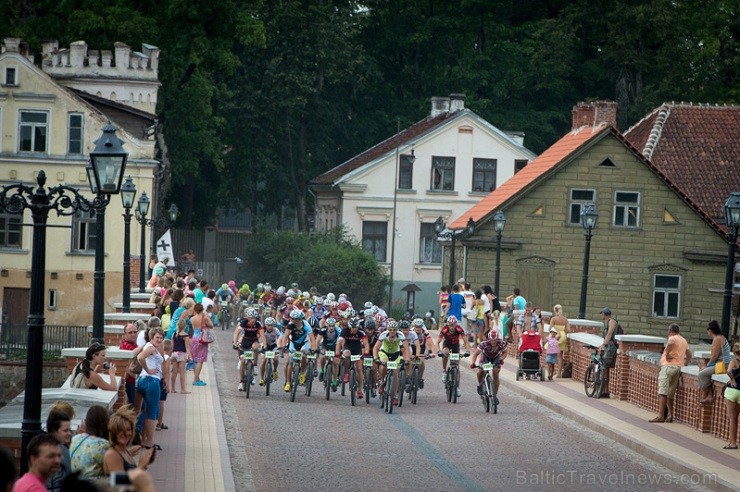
210 328 712 492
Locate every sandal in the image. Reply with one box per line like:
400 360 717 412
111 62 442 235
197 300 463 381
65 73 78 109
649 417 665 423
722 445 738 450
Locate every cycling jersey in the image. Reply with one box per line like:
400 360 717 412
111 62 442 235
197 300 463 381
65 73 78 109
318 327 340 349
440 325 464 346
286 320 312 347
262 327 281 347
339 328 367 355
239 320 263 349
478 338 506 361
378 331 406 353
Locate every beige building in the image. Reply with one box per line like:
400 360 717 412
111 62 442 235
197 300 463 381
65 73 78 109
0 38 160 326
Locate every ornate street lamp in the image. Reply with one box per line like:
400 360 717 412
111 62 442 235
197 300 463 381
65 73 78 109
721 192 740 339
120 177 137 312
436 216 475 288
0 123 126 473
578 203 599 319
492 211 506 298
135 194 179 292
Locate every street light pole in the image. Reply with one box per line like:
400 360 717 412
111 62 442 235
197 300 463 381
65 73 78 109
493 211 506 298
578 203 598 319
136 192 150 293
721 192 740 339
120 178 137 313
435 216 475 288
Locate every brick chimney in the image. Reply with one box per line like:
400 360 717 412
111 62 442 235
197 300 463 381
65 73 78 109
572 100 618 129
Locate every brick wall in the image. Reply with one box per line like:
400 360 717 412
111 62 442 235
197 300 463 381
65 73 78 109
0 361 69 409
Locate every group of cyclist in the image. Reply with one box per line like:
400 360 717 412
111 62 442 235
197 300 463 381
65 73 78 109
220 282 507 406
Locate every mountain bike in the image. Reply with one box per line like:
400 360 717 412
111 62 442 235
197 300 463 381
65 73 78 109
304 351 316 397
348 354 362 406
362 357 374 404
219 300 232 331
442 352 469 404
584 345 604 398
407 354 433 405
379 359 400 414
288 350 304 402
397 359 407 408
263 350 275 396
323 350 336 400
479 362 498 413
242 349 256 399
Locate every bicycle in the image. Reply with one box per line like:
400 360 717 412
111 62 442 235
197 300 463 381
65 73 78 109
362 356 374 404
219 300 232 331
441 351 469 404
323 350 336 400
378 359 401 414
241 348 257 399
479 362 498 413
584 345 604 398
407 354 433 405
263 350 276 396
347 354 363 406
288 350 304 402
397 359 407 408
304 351 316 397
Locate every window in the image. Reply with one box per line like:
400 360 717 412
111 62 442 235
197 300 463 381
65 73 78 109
398 154 414 189
5 67 17 85
515 159 528 174
68 113 83 154
431 156 455 191
362 221 387 262
568 189 596 225
472 158 496 192
614 191 640 227
419 223 442 264
0 212 22 248
19 111 48 153
652 274 680 318
71 210 97 252
48 289 57 310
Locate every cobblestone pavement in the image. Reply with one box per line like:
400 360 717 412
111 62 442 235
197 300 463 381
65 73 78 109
211 328 716 492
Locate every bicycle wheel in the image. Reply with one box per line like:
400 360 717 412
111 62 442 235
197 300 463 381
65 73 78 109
397 367 406 408
451 367 458 404
584 362 601 398
339 364 346 396
350 368 357 407
364 367 371 404
411 367 419 405
325 361 332 400
265 360 272 397
386 371 394 414
245 362 253 399
305 360 314 397
488 375 497 414
446 368 453 402
290 363 299 402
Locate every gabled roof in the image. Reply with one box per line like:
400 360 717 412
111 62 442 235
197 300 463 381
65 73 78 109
69 88 156 139
624 103 740 221
449 125 611 228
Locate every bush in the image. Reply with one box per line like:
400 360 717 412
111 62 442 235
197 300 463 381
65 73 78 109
240 227 388 304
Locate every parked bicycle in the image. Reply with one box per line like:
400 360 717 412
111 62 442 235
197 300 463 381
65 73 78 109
584 345 604 398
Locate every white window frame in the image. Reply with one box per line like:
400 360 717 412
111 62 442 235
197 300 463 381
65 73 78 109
613 191 640 228
419 222 442 264
18 110 49 153
71 210 97 252
68 112 84 154
568 188 596 225
431 156 455 191
652 274 681 319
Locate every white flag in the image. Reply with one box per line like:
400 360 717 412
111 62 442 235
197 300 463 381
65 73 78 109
156 229 176 268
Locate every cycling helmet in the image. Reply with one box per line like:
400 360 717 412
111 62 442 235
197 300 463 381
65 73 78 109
315 297 324 305
228 280 236 288
350 318 363 329
245 308 258 318
487 329 499 340
412 317 425 327
326 293 336 302
257 283 264 290
399 320 411 330
326 317 337 326
289 309 305 320
371 306 379 315
285 296 295 304
364 301 373 309
221 283 228 290
277 286 285 295
446 315 458 324
387 319 399 330
363 309 374 317
302 291 310 299
338 301 350 312
340 310 352 319
264 316 276 326
364 318 376 330
329 301 339 309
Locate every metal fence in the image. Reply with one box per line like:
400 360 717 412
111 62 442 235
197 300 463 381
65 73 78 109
0 324 88 359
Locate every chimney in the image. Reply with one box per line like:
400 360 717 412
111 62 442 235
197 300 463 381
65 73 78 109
572 100 618 129
431 96 451 117
142 44 160 71
114 42 130 69
449 93 466 112
3 38 21 53
69 41 87 68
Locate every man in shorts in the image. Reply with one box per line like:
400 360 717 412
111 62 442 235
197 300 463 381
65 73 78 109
649 323 691 423
470 329 507 399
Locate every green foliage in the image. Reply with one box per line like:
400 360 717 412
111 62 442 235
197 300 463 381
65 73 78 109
240 227 388 305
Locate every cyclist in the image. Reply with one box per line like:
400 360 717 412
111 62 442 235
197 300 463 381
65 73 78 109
335 317 370 398
411 317 435 387
281 309 317 393
373 319 410 406
437 315 471 397
215 283 234 327
399 320 422 360
233 309 266 391
258 316 282 385
316 317 341 383
470 329 507 399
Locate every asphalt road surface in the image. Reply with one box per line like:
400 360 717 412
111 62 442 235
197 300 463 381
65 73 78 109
211 327 713 492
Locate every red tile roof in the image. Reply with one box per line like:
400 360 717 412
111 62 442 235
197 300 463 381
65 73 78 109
310 111 460 185
449 125 611 228
624 103 740 221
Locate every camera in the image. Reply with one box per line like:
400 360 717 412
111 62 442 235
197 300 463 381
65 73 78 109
103 362 111 370
109 472 131 486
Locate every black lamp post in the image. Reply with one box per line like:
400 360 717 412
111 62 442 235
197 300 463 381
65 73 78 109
135 196 179 292
578 203 599 319
120 177 137 313
435 216 475 288
0 124 126 474
89 122 128 343
721 192 740 339
493 211 506 298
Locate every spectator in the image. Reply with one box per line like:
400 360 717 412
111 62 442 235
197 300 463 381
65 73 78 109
170 317 192 393
136 328 165 450
488 310 503 339
722 342 740 450
70 405 110 479
189 303 214 386
507 287 526 314
157 339 172 431
147 254 157 280
166 297 195 340
447 284 464 323
119 323 141 406
48 402 74 422
135 320 149 348
544 327 561 381
698 320 732 405
550 304 570 378
599 307 619 397
1 445 16 492
13 434 60 492
515 303 542 348
649 323 691 423
70 343 118 391
103 406 154 474
181 249 196 262
46 411 72 492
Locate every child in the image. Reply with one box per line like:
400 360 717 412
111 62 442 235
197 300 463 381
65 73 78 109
157 339 172 431
545 327 561 381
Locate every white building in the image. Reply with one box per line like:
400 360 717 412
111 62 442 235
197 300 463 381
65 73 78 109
310 94 537 314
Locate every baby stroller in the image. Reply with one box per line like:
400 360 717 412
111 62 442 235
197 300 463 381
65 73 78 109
516 349 545 381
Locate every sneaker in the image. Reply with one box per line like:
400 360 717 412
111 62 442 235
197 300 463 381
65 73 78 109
299 373 306 385
319 371 324 382
273 370 279 381
238 382 244 392
456 388 462 398
477 384 484 396
331 381 338 392
258 379 265 386
493 394 500 406
313 369 318 378
419 378 424 389
343 373 350 383
371 389 377 398
251 377 256 385
283 382 291 392
441 373 447 384
194 380 207 387
357 389 364 399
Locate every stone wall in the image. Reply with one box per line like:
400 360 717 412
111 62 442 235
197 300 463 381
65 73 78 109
0 361 69 409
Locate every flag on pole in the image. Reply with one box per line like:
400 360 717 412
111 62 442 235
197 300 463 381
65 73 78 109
156 229 176 268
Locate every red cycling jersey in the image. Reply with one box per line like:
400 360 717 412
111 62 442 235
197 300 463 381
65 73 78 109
440 325 464 346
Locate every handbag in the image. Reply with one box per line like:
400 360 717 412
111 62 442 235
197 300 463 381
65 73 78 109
127 348 143 376
200 328 215 344
714 360 726 374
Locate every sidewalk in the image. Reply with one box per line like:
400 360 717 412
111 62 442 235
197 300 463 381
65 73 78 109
494 362 740 491
147 349 236 492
